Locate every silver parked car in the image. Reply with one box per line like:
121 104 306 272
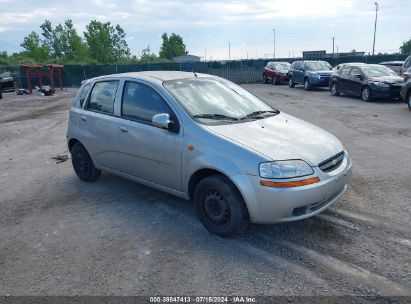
67 71 353 237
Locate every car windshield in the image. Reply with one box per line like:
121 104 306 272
163 78 278 124
305 62 331 71
362 66 398 77
275 62 291 70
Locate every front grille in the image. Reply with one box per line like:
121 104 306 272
318 151 344 173
319 75 330 80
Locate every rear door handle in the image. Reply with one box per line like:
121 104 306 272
119 126 128 133
80 115 87 121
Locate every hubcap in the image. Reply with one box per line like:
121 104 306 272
203 190 230 226
289 78 293 86
363 88 369 100
75 152 88 173
305 81 309 89
331 84 336 95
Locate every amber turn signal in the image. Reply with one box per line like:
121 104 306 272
260 177 320 188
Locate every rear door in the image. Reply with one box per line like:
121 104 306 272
112 80 183 191
79 80 120 168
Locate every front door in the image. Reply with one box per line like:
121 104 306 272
347 67 364 95
112 81 183 191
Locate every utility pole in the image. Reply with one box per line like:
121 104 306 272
228 42 231 60
332 37 335 65
204 48 207 62
372 2 378 55
272 28 276 59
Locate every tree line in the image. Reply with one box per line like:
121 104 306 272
0 19 188 65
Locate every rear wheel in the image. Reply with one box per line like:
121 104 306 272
330 82 340 96
263 75 269 84
288 77 295 88
304 78 311 91
194 175 249 237
71 142 101 182
361 86 372 102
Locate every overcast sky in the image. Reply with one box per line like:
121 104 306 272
0 0 409 60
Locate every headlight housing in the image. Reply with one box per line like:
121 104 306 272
372 81 390 88
259 160 314 179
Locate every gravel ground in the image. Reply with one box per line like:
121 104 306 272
0 84 410 297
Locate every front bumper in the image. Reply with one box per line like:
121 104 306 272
310 77 330 87
371 85 402 99
232 153 353 224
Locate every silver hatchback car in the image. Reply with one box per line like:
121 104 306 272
67 71 352 237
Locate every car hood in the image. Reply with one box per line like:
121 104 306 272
368 76 404 84
278 69 289 74
206 113 344 166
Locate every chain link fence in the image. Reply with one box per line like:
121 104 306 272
1 54 408 89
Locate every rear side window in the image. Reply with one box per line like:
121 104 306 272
87 81 119 115
121 81 170 124
404 57 411 69
79 83 91 108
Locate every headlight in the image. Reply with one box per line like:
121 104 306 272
259 160 314 179
372 81 389 88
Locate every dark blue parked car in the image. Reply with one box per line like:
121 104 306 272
288 60 333 90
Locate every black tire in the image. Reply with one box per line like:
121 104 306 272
407 92 411 111
263 76 269 84
71 142 101 182
361 86 372 102
330 82 340 96
304 78 311 91
193 175 249 237
288 77 295 88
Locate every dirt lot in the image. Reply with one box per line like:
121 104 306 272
0 84 410 297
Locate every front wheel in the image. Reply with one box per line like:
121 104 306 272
71 142 101 182
408 92 411 111
288 77 295 88
330 82 340 96
361 86 372 102
194 175 249 237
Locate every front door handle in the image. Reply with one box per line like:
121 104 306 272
81 115 87 121
119 126 128 133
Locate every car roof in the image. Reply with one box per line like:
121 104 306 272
86 71 214 83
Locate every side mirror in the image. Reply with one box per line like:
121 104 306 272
354 74 363 80
152 113 172 130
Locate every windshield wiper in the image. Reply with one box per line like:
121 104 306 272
193 113 239 121
240 110 279 120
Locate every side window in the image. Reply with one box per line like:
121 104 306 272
340 67 351 76
349 67 362 76
86 81 119 115
121 81 170 124
404 58 411 69
79 83 91 108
